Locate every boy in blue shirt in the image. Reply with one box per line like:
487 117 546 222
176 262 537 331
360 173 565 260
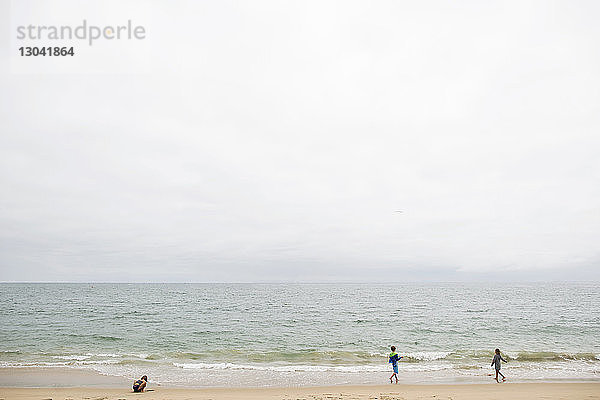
388 346 403 383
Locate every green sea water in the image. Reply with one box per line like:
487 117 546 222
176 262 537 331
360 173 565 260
1 283 598 386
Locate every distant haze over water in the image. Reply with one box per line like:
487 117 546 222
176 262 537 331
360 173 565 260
1 283 598 387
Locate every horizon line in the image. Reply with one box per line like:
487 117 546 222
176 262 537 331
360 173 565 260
1 280 598 284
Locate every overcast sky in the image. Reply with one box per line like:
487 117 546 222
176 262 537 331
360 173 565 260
1 1 599 282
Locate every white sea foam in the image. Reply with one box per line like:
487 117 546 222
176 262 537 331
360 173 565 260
172 362 452 373
76 360 121 365
0 362 70 368
174 362 388 372
90 353 121 358
52 355 92 360
0 359 121 368
366 351 450 361
403 351 451 361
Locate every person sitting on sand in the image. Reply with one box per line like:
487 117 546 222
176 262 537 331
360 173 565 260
491 349 507 383
133 375 148 392
388 346 403 384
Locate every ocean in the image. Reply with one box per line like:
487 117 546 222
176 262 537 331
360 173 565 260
1 283 598 387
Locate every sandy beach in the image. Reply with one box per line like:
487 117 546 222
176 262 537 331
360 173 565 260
1 383 599 400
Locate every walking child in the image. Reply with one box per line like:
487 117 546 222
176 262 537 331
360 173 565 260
388 346 403 384
491 348 507 382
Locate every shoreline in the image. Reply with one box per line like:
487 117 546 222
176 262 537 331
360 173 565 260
1 383 600 400
1 367 599 389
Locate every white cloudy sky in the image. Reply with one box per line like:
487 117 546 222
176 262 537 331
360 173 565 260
1 1 599 282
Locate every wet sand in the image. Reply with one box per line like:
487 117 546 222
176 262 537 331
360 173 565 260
1 383 599 400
